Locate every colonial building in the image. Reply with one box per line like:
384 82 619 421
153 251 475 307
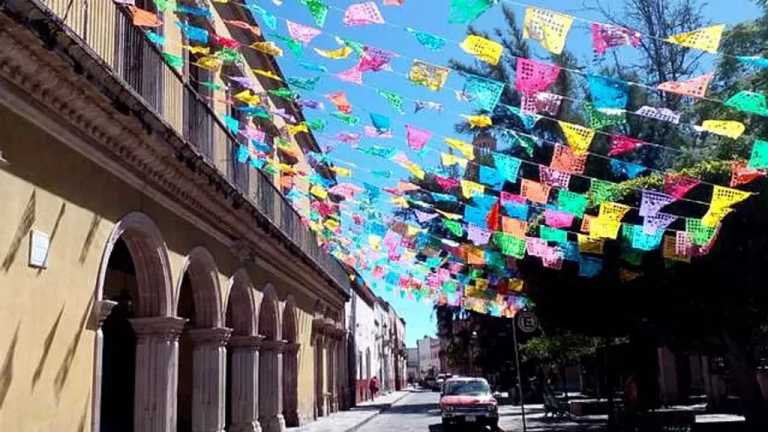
416 336 442 378
0 1 350 431
345 273 407 403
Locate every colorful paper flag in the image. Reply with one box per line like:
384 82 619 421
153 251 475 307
658 73 713 98
515 58 560 95
448 0 495 24
667 24 725 53
461 35 503 65
523 7 574 55
343 2 385 26
559 121 595 154
591 23 640 55
409 60 450 91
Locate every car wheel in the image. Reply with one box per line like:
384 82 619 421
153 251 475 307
441 420 453 431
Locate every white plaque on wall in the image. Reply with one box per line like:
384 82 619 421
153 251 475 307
29 230 50 269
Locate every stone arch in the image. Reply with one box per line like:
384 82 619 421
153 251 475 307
226 269 261 337
225 269 264 432
175 246 224 328
95 211 174 316
259 283 281 341
282 296 300 426
92 212 177 432
176 246 230 432
259 283 286 432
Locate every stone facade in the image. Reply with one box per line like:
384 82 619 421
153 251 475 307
0 1 350 431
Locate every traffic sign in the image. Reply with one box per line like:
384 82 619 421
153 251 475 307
517 311 539 333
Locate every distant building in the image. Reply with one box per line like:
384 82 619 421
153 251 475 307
406 348 420 382
416 336 442 378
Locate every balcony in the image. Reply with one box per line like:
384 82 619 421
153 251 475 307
7 0 349 293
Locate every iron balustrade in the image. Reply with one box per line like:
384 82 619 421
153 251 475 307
35 0 351 293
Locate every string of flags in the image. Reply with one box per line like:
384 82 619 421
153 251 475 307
110 0 768 319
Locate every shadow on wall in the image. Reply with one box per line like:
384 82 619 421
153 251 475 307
0 322 21 410
78 214 102 265
54 296 93 403
2 190 35 272
32 304 65 390
36 202 66 276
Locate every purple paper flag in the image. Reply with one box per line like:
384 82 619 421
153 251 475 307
639 190 676 216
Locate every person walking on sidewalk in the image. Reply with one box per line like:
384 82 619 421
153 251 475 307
370 376 380 399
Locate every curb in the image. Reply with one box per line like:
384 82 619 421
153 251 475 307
346 391 412 432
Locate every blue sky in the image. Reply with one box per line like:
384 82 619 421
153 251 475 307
257 0 762 346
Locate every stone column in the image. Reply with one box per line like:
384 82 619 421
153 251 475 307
186 327 232 432
282 342 300 427
91 300 117 432
259 340 286 432
314 335 325 418
130 316 187 432
229 335 264 432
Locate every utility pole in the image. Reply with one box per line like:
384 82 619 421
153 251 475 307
513 317 527 432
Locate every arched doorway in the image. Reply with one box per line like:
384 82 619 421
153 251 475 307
176 247 230 432
225 269 263 432
259 285 285 432
282 296 299 426
93 212 179 432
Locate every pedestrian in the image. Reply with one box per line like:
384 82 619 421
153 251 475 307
369 375 380 399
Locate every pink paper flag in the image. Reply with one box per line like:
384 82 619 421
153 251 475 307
415 210 436 223
591 23 641 55
468 224 492 245
539 166 571 188
675 231 693 256
500 191 526 205
343 2 385 26
364 126 392 138
405 124 432 150
286 20 322 45
544 209 575 228
664 174 700 199
658 73 713 99
526 237 548 257
383 0 404 5
336 132 360 144
524 92 564 115
337 66 363 84
542 246 564 269
639 190 676 216
515 58 560 95
358 47 395 72
435 176 460 190
608 135 644 156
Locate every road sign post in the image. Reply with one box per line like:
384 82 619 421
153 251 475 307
513 311 538 432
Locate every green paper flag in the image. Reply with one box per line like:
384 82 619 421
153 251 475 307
449 0 495 24
494 233 526 258
162 52 184 70
301 0 328 27
271 33 304 57
486 251 505 269
748 139 768 169
306 119 327 132
443 220 464 237
406 27 447 51
725 91 768 117
589 179 619 207
540 226 568 244
331 112 360 126
584 102 626 129
379 90 405 114
558 190 588 218
686 218 716 246
443 280 458 294
269 87 299 101
287 76 320 91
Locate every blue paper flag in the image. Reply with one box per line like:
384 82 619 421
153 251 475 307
610 159 647 179
176 22 209 43
463 74 505 112
493 154 522 182
370 113 391 132
587 75 629 109
579 257 603 278
503 202 529 220
479 166 504 190
464 205 488 228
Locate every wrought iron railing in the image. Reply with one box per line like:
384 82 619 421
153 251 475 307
36 0 351 293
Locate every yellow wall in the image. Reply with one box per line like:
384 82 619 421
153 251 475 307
0 104 328 430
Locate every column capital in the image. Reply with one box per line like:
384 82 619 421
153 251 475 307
260 339 287 352
229 334 265 348
186 327 233 347
94 299 117 326
284 342 300 353
130 316 187 341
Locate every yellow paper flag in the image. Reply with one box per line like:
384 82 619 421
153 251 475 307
463 114 493 128
234 89 261 106
667 25 725 53
391 196 410 208
314 46 353 59
589 218 622 239
460 179 485 199
403 162 426 180
460 35 503 65
251 41 283 56
700 120 746 139
436 209 462 220
702 206 733 227
523 7 574 55
598 202 631 222
252 68 283 81
577 234 605 254
441 152 468 168
559 121 595 154
310 185 328 199
287 122 309 136
323 219 339 231
711 185 751 210
183 45 210 55
330 166 351 177
509 278 525 293
445 138 475 160
195 56 223 72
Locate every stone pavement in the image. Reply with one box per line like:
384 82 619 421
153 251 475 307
287 390 411 432
498 404 608 432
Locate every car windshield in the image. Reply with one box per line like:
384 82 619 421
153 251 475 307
444 380 490 396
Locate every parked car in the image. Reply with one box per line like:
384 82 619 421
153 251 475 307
439 377 499 430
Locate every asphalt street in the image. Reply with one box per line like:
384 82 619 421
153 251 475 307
355 389 608 432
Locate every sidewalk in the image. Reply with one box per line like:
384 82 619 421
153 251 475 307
287 390 411 432
498 404 608 431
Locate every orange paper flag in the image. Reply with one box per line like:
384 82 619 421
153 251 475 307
129 6 162 27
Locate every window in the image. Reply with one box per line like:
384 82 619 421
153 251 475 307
116 0 163 110
182 15 213 160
